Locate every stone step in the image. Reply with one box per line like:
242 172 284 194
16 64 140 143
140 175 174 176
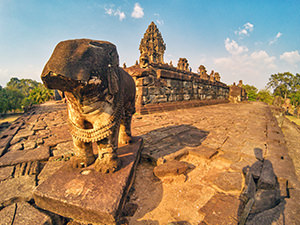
34 137 143 225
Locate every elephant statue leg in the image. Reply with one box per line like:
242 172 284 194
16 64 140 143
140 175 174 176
94 129 121 173
118 112 133 145
71 137 95 168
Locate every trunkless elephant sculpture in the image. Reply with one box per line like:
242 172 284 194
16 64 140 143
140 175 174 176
41 39 136 173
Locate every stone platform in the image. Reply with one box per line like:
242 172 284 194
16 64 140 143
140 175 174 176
33 137 143 224
0 101 300 224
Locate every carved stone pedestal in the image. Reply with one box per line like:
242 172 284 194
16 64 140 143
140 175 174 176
34 137 143 225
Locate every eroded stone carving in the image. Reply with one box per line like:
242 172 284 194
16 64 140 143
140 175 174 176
41 39 136 173
214 72 220 82
198 65 208 80
139 53 149 68
177 58 189 71
209 70 215 82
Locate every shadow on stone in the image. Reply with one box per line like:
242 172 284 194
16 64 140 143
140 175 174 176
141 124 209 164
238 148 287 225
120 125 206 224
119 161 163 225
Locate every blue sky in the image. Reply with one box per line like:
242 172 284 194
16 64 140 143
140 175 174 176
0 0 299 89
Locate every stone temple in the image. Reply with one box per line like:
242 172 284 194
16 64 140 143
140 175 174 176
0 21 300 225
139 21 166 64
125 22 229 114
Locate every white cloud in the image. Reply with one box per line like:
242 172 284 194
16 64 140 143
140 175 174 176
131 3 144 19
244 22 254 31
214 44 277 88
276 32 282 38
105 7 126 21
269 32 282 45
251 50 276 66
280 50 300 65
156 19 164 25
225 38 248 55
215 50 276 71
154 13 164 25
105 8 113 15
235 22 254 37
116 10 126 21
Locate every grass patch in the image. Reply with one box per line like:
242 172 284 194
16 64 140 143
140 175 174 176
286 115 300 126
0 113 22 124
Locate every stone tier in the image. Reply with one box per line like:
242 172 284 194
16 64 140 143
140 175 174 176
137 99 229 115
125 64 229 114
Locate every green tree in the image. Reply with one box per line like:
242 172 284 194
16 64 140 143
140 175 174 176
6 77 39 96
267 72 296 99
22 84 54 107
290 91 300 107
267 72 300 107
1 78 54 114
0 86 9 114
243 84 258 101
0 86 24 114
6 88 24 112
257 89 274 105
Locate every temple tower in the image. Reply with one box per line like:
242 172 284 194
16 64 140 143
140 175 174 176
198 65 208 80
139 21 166 65
209 70 215 82
177 58 189 71
214 72 220 82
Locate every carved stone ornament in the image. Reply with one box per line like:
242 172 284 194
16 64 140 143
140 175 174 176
41 39 136 173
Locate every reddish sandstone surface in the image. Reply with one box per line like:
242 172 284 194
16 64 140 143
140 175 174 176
0 100 299 224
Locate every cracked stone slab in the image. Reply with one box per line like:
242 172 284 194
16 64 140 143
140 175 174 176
212 171 243 192
9 142 24 151
0 175 36 208
38 160 68 185
199 193 240 225
0 166 14 181
13 129 35 140
34 137 143 225
188 145 218 160
0 135 13 156
0 126 20 138
23 140 37 150
153 160 191 178
52 141 74 157
0 202 52 225
0 146 50 167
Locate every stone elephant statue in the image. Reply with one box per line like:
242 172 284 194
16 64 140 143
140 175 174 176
41 39 136 173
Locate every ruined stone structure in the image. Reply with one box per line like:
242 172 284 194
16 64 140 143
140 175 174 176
125 22 229 114
214 72 220 82
229 80 247 103
139 21 166 64
177 58 189 71
198 65 208 80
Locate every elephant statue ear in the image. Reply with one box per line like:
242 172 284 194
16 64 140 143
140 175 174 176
107 64 119 95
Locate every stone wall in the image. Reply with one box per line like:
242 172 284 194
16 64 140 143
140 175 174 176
125 64 229 114
229 80 247 103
